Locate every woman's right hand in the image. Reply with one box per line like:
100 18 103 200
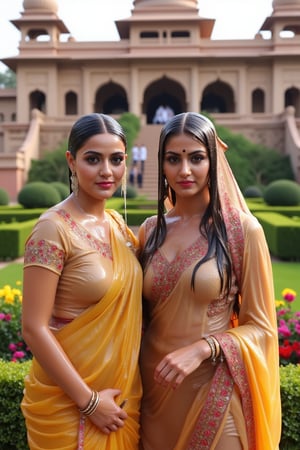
88 389 128 434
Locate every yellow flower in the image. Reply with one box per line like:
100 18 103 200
4 294 14 305
282 288 297 297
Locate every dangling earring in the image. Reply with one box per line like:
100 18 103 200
121 166 127 224
71 172 79 196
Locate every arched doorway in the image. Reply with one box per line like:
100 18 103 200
143 76 186 124
285 87 300 117
29 90 46 113
201 80 235 113
94 82 128 114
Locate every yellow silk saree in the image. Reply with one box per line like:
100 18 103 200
21 209 143 449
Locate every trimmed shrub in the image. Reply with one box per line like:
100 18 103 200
0 188 9 206
263 180 300 206
243 185 263 198
0 360 31 449
280 364 300 449
18 182 60 208
50 182 69 201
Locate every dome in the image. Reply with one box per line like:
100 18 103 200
134 0 198 7
23 0 58 13
273 0 300 6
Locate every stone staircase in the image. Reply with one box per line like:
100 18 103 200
129 124 162 200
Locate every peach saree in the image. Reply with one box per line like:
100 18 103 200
139 208 281 450
21 209 143 449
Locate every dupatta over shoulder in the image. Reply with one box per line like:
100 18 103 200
183 134 281 449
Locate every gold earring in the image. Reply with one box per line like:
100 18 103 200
121 166 127 223
71 172 79 196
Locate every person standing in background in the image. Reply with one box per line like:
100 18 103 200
129 144 140 186
139 144 147 175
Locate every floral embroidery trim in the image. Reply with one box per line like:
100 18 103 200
217 333 256 450
57 209 112 260
187 361 234 450
24 238 65 273
222 195 244 289
151 237 207 302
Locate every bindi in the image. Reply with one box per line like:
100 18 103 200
182 149 186 153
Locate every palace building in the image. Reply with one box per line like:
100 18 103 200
0 0 300 200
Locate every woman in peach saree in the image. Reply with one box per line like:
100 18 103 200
138 113 281 450
21 114 143 449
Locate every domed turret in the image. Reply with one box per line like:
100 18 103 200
273 0 300 6
133 0 198 8
23 0 58 13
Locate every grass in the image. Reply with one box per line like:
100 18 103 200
0 260 300 310
0 263 23 288
272 261 300 309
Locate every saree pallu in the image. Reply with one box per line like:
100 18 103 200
21 214 143 450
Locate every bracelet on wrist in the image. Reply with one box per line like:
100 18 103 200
79 390 100 416
203 335 223 365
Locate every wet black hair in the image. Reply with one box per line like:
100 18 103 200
139 112 236 310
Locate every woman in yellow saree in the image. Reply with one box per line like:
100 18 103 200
138 113 281 450
21 114 143 449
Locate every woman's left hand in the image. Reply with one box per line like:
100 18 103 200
154 340 209 390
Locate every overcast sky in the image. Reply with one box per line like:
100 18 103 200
0 0 273 72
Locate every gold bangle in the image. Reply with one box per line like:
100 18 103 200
203 336 216 361
79 390 100 416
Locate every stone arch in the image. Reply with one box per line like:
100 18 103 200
29 89 46 113
285 87 300 117
65 91 78 115
201 80 235 113
252 88 265 113
143 76 186 124
26 28 50 42
94 82 128 114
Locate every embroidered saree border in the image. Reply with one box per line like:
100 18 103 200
186 361 234 450
186 332 255 450
217 333 256 450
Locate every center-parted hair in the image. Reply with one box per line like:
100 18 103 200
139 112 237 314
67 113 127 192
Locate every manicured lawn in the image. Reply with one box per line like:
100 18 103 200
0 263 23 288
272 261 300 309
0 260 300 310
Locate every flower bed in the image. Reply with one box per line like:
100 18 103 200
276 288 300 365
0 283 31 362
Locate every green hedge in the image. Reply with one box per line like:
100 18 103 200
0 360 298 449
0 360 31 450
0 208 45 223
254 212 300 260
0 220 37 260
280 364 300 449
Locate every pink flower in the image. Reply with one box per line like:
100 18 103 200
278 320 292 338
12 351 25 359
4 313 11 321
0 312 5 320
8 343 17 351
282 288 296 303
